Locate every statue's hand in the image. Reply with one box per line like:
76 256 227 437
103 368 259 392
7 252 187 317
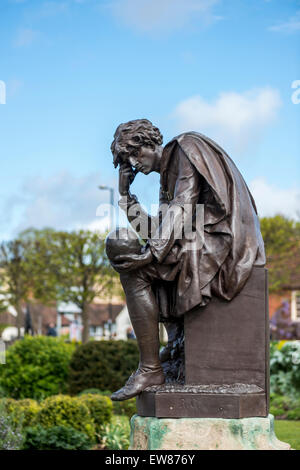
119 162 136 196
110 248 153 273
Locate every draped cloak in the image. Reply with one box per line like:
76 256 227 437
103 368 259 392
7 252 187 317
147 132 266 319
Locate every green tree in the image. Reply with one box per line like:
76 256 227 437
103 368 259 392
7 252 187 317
0 239 32 338
260 215 300 292
20 229 119 343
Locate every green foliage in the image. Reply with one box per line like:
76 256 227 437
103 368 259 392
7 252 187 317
111 397 137 418
0 336 75 399
0 401 24 450
0 239 33 336
20 228 119 342
286 408 300 420
99 415 130 450
37 394 95 441
80 388 137 418
68 340 139 394
23 425 93 450
260 215 300 292
78 388 107 396
270 341 300 398
270 393 300 420
1 398 40 429
78 393 113 436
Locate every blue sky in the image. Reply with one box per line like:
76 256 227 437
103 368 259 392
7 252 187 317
0 0 299 239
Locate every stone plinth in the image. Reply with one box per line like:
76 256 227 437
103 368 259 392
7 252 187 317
129 414 291 450
136 383 266 419
137 267 269 419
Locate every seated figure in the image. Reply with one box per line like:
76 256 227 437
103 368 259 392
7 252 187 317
107 119 266 401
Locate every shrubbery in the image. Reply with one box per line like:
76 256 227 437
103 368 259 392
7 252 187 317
0 336 75 399
78 393 113 435
1 398 40 429
23 425 93 450
270 341 300 398
99 415 130 450
0 392 116 449
0 402 24 450
270 393 300 420
68 340 139 395
79 388 137 418
37 394 96 441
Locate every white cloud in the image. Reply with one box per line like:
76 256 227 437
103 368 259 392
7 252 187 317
0 172 118 238
109 0 220 34
13 28 39 47
269 10 300 33
172 87 282 153
249 178 300 219
7 79 23 98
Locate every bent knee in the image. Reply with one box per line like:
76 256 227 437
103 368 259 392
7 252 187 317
120 267 151 290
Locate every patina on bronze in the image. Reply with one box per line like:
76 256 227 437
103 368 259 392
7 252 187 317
107 119 266 410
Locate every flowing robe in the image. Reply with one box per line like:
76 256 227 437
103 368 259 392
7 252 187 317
120 132 265 319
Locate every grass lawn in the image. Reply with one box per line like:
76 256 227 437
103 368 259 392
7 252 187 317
274 420 300 450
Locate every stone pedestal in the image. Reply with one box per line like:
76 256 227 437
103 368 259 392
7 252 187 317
129 414 291 450
132 267 290 450
137 267 269 419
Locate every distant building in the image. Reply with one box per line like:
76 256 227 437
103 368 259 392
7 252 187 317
268 250 300 339
0 301 124 342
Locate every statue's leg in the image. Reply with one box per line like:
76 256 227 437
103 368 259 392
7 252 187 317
110 267 165 401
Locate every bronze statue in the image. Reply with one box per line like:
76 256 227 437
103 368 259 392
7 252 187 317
107 119 265 402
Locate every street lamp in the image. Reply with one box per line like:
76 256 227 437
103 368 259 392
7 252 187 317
98 185 115 339
98 185 114 231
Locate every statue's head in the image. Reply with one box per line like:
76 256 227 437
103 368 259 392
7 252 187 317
111 119 163 174
105 227 142 263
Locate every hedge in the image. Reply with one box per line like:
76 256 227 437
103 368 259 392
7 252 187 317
68 340 139 395
37 395 95 441
78 393 113 435
1 398 40 429
270 393 300 420
23 425 93 450
79 388 137 418
0 336 76 399
270 341 300 398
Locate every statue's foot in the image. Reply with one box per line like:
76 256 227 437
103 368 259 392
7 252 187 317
111 367 165 401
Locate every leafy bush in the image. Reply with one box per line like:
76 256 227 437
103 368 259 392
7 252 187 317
23 425 92 450
0 385 7 398
0 402 24 450
1 398 40 429
270 393 300 420
78 388 106 396
270 341 300 398
79 388 137 418
286 408 300 420
99 415 130 450
37 394 95 440
111 397 137 418
78 393 113 436
68 340 139 395
0 336 75 399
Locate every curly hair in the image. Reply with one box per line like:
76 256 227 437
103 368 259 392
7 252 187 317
111 119 163 168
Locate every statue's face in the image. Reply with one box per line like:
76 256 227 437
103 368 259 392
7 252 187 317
128 145 157 175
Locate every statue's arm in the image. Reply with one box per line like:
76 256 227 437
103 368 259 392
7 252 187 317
118 162 160 241
148 146 201 263
118 194 160 242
